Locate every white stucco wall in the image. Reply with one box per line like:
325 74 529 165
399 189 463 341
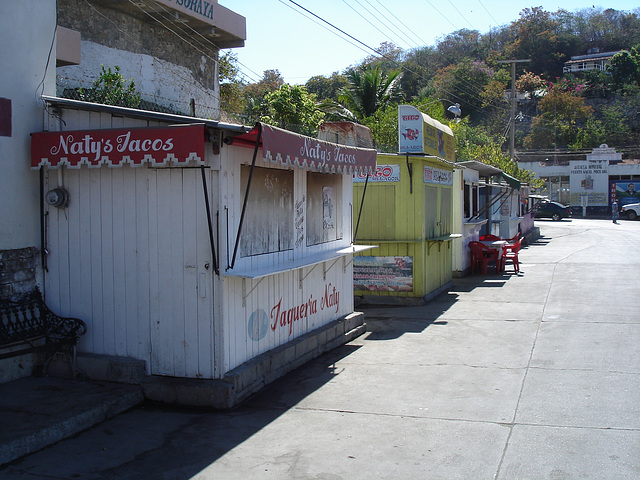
57 42 219 118
0 1 56 250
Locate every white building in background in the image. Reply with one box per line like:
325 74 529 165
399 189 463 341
518 144 640 213
563 50 621 74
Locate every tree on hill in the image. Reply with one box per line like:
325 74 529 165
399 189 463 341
259 84 325 137
242 69 285 123
214 5 640 155
244 69 285 98
523 86 593 149
219 51 245 121
431 59 496 124
609 47 640 88
321 64 403 122
359 41 404 72
569 7 640 53
433 29 485 68
503 7 575 79
400 46 438 100
305 72 349 101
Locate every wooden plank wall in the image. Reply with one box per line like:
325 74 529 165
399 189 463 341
43 109 215 378
219 146 356 372
221 259 354 373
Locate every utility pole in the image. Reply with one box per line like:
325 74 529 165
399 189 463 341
497 59 530 161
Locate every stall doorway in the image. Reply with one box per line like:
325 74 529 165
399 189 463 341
149 168 215 378
425 185 438 238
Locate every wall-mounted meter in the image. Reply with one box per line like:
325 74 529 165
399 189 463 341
45 187 69 208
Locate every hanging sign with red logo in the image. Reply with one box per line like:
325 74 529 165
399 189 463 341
31 124 205 169
353 164 400 183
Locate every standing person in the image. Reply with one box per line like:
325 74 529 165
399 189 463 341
612 199 619 224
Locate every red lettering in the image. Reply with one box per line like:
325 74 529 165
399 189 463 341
270 298 282 331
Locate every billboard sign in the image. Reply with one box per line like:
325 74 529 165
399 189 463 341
610 181 640 206
398 105 455 162
569 158 609 206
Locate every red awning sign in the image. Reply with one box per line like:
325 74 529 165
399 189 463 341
232 123 376 174
31 125 205 169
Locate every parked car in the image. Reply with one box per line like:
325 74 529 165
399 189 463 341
621 202 640 220
535 201 571 221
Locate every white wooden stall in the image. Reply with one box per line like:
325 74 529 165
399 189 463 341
452 164 487 277
31 102 375 406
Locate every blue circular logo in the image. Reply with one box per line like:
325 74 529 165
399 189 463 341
248 309 269 341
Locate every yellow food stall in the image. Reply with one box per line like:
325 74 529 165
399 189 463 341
352 105 458 304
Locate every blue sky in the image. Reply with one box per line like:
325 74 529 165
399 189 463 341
229 0 639 84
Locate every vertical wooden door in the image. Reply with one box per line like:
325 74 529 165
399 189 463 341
148 167 214 378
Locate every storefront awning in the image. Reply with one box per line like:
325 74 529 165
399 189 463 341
499 172 521 190
231 122 376 175
456 161 520 190
457 160 503 177
31 124 205 169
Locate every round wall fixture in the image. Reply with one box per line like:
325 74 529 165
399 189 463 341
45 187 70 208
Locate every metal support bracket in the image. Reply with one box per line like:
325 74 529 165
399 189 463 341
298 264 318 289
242 276 266 307
343 255 354 272
406 153 413 194
323 257 341 280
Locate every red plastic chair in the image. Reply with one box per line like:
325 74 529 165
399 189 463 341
502 237 522 273
502 232 522 255
504 232 521 244
479 234 501 241
468 241 500 274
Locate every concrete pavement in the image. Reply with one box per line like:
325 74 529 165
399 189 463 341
1 218 639 479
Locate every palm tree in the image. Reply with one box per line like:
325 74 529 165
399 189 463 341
320 64 403 122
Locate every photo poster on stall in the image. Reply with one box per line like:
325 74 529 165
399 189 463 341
569 159 608 206
423 166 453 185
610 181 640 207
353 256 413 292
322 186 334 229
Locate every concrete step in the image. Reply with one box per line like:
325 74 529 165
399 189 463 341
0 376 143 466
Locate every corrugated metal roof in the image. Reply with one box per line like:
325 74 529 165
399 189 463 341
456 160 503 177
41 95 250 134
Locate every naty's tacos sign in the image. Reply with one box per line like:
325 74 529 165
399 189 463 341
31 125 205 169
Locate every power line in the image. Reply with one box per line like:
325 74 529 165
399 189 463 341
78 0 224 112
374 0 428 47
355 0 421 49
278 0 371 61
423 0 458 31
285 0 514 124
286 0 388 59
448 0 475 30
343 0 406 48
477 0 500 27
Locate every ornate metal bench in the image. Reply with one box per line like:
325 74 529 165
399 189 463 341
0 288 87 373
